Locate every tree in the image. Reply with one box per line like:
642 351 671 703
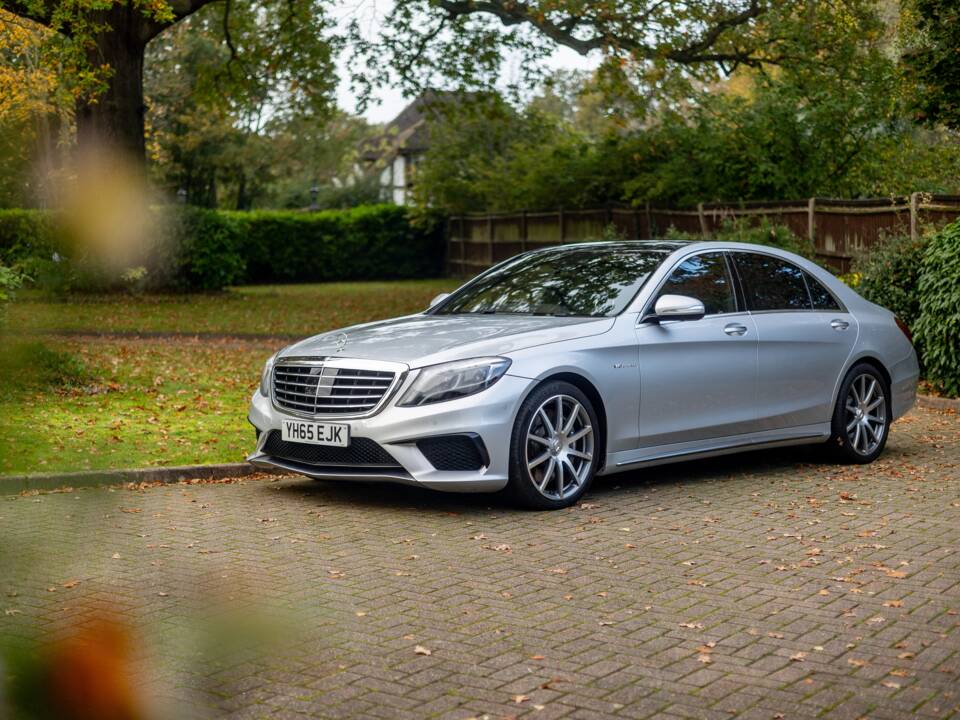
0 0 338 164
3 0 888 170
145 3 369 208
901 0 960 129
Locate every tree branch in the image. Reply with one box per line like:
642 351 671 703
433 0 770 67
1 0 54 27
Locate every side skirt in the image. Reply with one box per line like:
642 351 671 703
600 424 830 475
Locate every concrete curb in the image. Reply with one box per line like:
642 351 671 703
917 393 960 412
0 462 282 495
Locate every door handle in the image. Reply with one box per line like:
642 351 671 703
830 319 850 331
723 323 748 336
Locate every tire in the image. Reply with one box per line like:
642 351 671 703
506 381 600 510
829 363 891 464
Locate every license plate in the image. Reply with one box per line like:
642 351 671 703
281 419 350 447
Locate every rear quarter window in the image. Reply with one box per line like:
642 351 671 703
805 272 842 311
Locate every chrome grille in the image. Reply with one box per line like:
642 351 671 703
272 361 396 416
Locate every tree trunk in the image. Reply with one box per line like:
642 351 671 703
75 4 151 165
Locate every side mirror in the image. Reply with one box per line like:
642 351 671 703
428 292 450 309
647 294 706 323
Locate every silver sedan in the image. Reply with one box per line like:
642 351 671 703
247 241 919 509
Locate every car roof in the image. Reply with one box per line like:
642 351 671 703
526 240 688 255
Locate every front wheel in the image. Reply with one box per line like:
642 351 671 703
506 381 600 510
829 363 891 463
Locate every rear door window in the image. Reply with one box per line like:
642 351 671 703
733 253 811 311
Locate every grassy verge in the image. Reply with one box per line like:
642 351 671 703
0 337 278 475
8 279 459 337
2 279 466 475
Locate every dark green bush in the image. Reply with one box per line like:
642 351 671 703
231 205 444 283
851 233 927 333
0 210 59 266
915 220 960 397
0 205 445 292
172 208 246 291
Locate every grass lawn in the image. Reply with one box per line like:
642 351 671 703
1 279 461 476
9 279 460 337
0 337 279 475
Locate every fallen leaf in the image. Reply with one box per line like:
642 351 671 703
62 580 80 589
848 658 868 667
881 681 901 689
883 600 903 608
414 645 431 656
790 652 807 662
679 622 705 630
513 695 529 704
697 654 713 664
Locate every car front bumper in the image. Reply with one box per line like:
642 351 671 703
246 374 532 492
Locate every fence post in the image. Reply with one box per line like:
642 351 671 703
697 203 708 236
520 210 527 252
807 197 816 246
910 192 919 241
487 214 494 265
459 217 466 275
558 206 565 245
645 201 653 238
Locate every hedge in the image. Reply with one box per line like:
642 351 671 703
0 205 445 292
914 220 960 397
853 219 960 398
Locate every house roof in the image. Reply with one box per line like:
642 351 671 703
357 90 461 164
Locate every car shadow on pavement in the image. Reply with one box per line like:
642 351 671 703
269 443 832 513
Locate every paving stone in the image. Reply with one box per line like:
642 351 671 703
0 407 957 718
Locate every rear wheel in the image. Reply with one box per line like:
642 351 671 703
829 363 890 463
507 381 599 510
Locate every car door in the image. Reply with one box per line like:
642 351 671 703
635 251 759 448
731 251 858 431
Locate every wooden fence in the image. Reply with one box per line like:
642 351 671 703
445 193 960 275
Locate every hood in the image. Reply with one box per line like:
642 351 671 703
280 314 614 368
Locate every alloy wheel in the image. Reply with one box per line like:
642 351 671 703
525 394 594 501
844 373 887 456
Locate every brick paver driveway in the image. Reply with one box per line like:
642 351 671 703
1 407 958 720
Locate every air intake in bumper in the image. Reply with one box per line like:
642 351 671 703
262 431 402 469
416 434 489 471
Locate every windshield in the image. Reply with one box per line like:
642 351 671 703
434 246 670 317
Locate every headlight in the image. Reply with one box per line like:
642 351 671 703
260 353 277 397
398 357 511 407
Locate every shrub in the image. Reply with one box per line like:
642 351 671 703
170 208 246 291
915 220 960 397
0 263 24 324
0 210 59 266
0 205 445 292
851 232 927 332
232 205 445 283
665 216 817 260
